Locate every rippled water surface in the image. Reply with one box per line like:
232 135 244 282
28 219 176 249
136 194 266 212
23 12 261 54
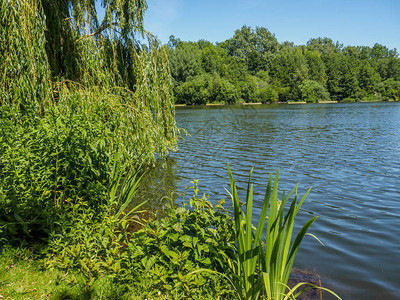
151 102 400 299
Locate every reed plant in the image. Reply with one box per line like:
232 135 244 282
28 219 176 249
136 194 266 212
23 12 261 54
227 165 341 300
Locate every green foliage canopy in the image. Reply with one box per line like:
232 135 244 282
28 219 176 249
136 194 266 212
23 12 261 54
167 29 400 105
299 80 330 103
0 0 178 165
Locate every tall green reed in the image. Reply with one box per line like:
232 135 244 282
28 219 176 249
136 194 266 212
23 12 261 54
227 164 341 300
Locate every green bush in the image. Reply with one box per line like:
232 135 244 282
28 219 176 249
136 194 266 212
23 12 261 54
299 80 330 103
211 77 239 104
130 182 235 295
238 75 258 103
174 74 211 105
361 95 379 101
377 78 400 101
0 105 112 242
0 86 171 243
174 74 239 104
257 86 278 103
44 181 236 298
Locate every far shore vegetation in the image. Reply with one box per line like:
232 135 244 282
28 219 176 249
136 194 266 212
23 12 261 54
167 27 400 105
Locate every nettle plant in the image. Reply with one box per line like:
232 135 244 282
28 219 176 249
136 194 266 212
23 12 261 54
128 181 237 297
43 179 237 298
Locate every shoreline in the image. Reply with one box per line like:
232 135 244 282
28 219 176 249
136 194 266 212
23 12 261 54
175 99 397 108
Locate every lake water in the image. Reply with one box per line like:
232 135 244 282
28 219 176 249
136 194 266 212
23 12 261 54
142 102 400 299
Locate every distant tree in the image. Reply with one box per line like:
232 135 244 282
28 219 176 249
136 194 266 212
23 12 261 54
306 37 340 55
339 55 359 99
210 76 239 104
358 62 381 94
377 78 400 100
237 75 258 102
299 80 330 102
377 57 400 81
224 25 279 73
323 52 342 100
220 55 247 83
257 86 278 103
174 73 238 104
371 43 390 60
270 47 308 101
305 50 327 85
256 70 270 83
174 74 211 105
248 50 263 73
279 41 295 50
167 42 202 84
201 45 226 74
196 39 213 50
168 35 181 49
254 70 270 93
387 57 400 81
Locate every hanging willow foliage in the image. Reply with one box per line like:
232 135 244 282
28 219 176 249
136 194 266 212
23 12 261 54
0 0 177 166
0 0 52 110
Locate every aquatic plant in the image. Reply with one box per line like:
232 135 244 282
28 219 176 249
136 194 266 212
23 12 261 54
227 165 341 300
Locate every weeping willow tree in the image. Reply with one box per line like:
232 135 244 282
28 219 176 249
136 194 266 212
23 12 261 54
0 0 177 166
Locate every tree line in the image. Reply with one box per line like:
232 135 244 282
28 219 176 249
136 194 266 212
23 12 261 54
166 26 400 104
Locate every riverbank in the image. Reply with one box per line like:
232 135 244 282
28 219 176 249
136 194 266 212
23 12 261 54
0 252 325 300
0 249 325 300
174 99 396 107
0 166 338 300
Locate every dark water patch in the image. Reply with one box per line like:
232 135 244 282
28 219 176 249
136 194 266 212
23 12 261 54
132 157 180 209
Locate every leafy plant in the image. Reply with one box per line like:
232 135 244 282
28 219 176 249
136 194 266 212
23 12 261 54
128 181 236 298
227 164 341 300
43 158 145 285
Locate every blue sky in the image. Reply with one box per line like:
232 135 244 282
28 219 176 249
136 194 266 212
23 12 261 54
143 0 400 50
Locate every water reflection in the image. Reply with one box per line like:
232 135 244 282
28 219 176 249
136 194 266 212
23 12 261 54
132 157 180 209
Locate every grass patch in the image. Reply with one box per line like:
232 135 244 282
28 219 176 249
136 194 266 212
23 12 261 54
0 246 95 300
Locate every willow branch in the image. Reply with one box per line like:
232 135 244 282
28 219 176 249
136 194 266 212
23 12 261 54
76 21 118 43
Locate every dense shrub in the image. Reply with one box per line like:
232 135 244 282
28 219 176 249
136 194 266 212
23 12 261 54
44 182 236 298
299 80 330 102
238 75 258 103
0 104 112 242
175 74 239 104
211 77 239 103
377 78 400 100
174 74 211 105
257 86 278 103
0 85 177 243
